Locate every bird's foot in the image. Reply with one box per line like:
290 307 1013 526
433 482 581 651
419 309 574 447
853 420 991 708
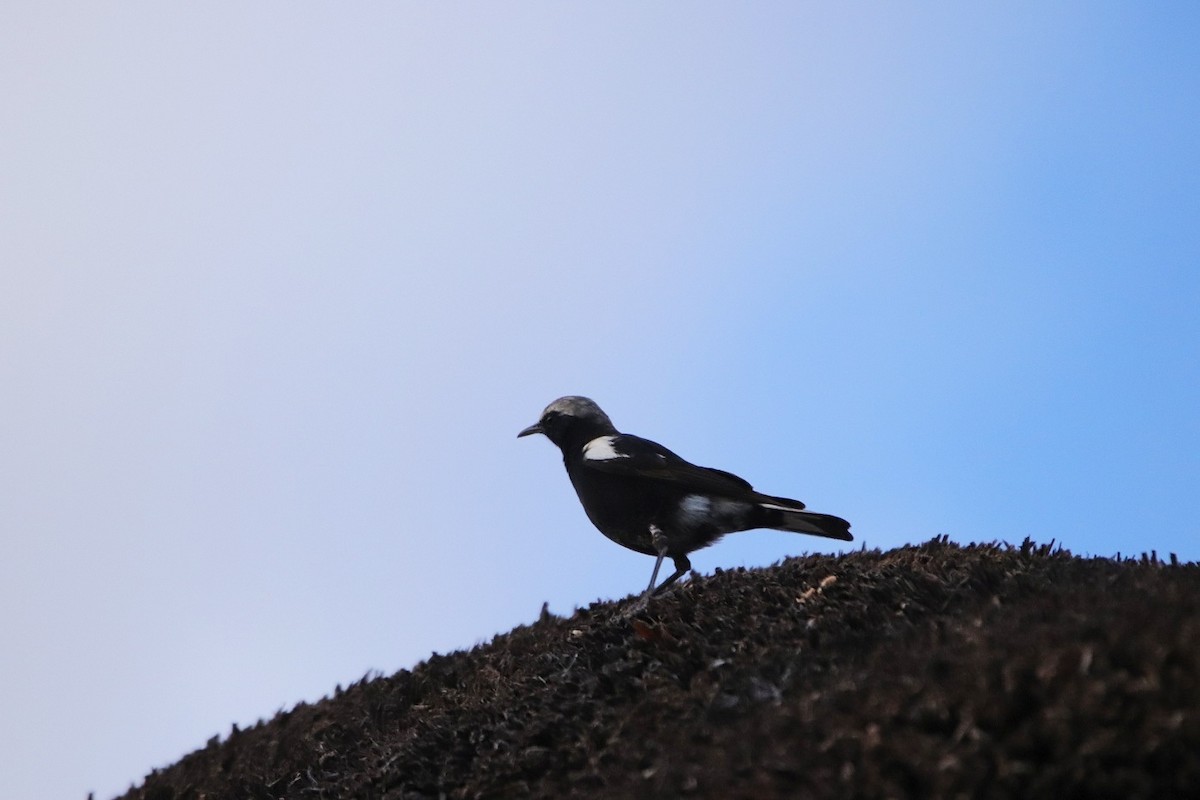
619 596 650 619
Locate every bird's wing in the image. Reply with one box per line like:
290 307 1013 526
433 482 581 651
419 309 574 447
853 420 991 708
580 434 755 494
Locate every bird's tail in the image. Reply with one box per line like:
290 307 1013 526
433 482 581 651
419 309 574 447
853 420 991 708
756 495 853 542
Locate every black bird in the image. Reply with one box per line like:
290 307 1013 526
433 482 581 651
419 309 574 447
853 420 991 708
518 396 852 597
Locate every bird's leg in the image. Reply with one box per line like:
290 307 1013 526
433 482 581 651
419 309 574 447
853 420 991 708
652 554 692 596
642 524 671 598
644 554 665 597
641 526 691 598
626 527 690 615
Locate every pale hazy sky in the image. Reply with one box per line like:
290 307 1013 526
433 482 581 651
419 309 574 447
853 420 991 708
2 4 1197 798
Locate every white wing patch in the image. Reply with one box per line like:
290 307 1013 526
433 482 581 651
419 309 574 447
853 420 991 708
678 494 751 528
582 435 628 461
759 502 802 513
678 494 711 523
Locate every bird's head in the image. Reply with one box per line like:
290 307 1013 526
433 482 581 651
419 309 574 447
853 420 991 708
518 396 615 448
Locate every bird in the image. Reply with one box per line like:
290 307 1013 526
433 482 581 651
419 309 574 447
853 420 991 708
518 396 852 598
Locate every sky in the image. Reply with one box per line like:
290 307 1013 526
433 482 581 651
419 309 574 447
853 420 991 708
1 3 1197 798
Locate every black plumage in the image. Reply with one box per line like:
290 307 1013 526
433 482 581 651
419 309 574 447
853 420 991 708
518 396 852 597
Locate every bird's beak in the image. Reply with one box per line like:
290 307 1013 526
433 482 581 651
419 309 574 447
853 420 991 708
517 422 544 438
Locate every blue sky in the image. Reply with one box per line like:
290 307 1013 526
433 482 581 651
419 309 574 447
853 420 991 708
2 4 1197 798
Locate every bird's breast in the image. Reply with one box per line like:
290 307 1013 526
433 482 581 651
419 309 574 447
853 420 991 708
563 467 669 554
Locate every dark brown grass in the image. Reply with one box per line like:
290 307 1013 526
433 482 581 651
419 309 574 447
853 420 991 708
118 538 1199 800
